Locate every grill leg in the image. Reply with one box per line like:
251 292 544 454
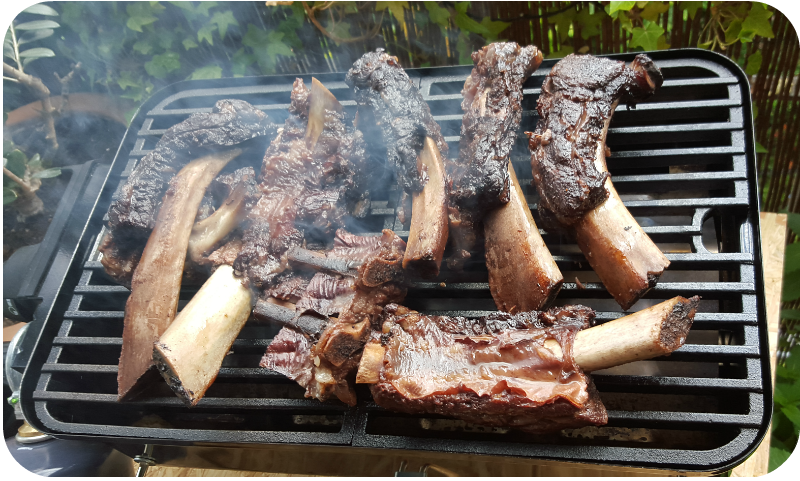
133 444 155 477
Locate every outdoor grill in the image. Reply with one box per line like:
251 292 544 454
18 49 772 474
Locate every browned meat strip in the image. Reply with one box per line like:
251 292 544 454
528 54 669 309
364 303 606 433
447 42 543 269
259 230 407 406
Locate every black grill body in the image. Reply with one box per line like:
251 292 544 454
20 49 771 473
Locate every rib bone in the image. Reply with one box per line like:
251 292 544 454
117 148 242 400
484 163 562 312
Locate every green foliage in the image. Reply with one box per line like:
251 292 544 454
376 1 408 22
3 141 60 206
4 5 60 70
771 345 800 471
629 21 665 51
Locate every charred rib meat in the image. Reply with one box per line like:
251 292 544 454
345 49 448 194
363 303 607 433
528 54 669 310
529 53 662 225
102 100 276 282
447 42 543 268
234 78 369 288
259 230 407 406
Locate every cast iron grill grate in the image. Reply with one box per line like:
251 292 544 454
21 50 770 473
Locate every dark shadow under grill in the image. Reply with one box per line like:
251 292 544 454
20 50 771 474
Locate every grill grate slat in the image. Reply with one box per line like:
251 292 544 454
21 51 771 473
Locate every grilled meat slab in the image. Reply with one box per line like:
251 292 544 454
529 53 662 225
345 49 448 194
364 304 607 433
105 100 276 257
528 54 669 309
447 43 543 269
234 78 369 288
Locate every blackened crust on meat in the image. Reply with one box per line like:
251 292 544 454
449 43 543 215
529 54 663 225
107 99 277 250
345 49 448 194
428 304 595 336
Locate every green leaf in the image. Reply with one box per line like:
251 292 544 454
551 7 576 40
18 47 54 59
144 51 181 79
741 3 774 39
628 21 665 52
198 24 216 45
782 270 800 302
787 345 800 373
769 447 791 472
132 39 154 55
781 404 800 429
547 45 575 58
775 378 800 405
326 20 352 45
454 2 470 15
745 51 763 76
242 23 269 49
679 1 703 20
189 65 222 80
547 45 574 59
480 17 510 41
755 141 768 153
127 15 158 32
698 40 713 49
425 1 451 28
777 364 800 381
4 150 27 178
231 47 255 77
27 154 41 170
3 187 18 205
725 19 743 44
784 242 800 274
576 7 605 39
454 11 490 35
4 35 14 60
210 10 238 39
31 167 61 179
15 20 60 30
18 28 54 46
182 37 198 50
265 30 294 58
787 213 800 235
117 71 141 91
607 1 636 15
782 309 800 320
23 4 59 16
376 1 408 22
196 1 218 17
456 32 472 65
640 2 669 22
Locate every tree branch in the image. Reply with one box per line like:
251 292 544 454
302 1 384 44
3 62 59 154
3 166 35 195
54 62 82 113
